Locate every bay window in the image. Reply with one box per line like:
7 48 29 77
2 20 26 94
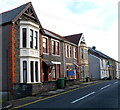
20 59 40 83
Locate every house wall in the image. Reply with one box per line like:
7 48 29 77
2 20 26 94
40 35 64 82
116 62 120 79
2 24 11 90
108 59 116 79
88 54 100 80
100 59 109 79
64 43 79 79
79 43 89 79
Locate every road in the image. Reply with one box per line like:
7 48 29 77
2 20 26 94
14 80 120 109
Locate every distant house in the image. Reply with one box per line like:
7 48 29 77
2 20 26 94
64 33 89 80
64 38 80 79
115 61 120 79
88 47 109 80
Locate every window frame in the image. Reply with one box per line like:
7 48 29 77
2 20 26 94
23 61 27 83
43 37 48 53
22 28 27 48
30 29 33 48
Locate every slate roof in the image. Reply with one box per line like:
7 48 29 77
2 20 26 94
64 33 83 45
43 29 64 41
0 2 30 25
88 47 109 59
43 29 77 46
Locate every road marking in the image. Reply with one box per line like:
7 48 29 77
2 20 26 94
13 81 108 109
71 92 95 104
114 82 118 84
100 84 111 90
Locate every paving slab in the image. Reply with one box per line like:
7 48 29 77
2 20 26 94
48 91 58 94
56 89 65 92
73 85 80 87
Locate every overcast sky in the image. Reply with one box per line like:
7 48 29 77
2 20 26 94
0 0 118 61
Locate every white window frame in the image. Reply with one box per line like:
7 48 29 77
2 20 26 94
20 21 39 50
20 58 40 83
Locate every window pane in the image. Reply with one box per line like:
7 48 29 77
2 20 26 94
52 41 55 54
52 65 56 80
30 61 34 82
35 31 38 49
22 28 27 48
56 42 59 55
23 61 27 83
30 29 33 48
43 38 47 53
35 61 38 82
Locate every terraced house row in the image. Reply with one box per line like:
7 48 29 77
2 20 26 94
1 2 119 100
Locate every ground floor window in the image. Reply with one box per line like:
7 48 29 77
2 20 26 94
23 61 27 83
30 61 34 82
20 58 40 83
52 65 56 80
51 64 61 80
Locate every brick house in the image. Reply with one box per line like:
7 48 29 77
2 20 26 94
64 33 89 80
40 29 64 82
1 2 44 99
64 40 80 79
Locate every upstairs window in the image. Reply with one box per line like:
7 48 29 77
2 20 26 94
30 29 33 48
35 31 38 49
22 28 27 48
43 37 47 53
66 45 69 57
81 48 84 59
70 46 72 57
74 47 77 58
52 40 55 54
56 42 59 55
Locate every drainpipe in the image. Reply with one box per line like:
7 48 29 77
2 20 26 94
62 41 66 77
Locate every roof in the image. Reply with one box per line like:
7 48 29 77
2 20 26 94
88 47 109 59
0 2 40 25
0 2 30 25
64 33 83 45
43 29 77 46
43 29 64 41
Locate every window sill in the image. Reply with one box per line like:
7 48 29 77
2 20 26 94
43 53 49 55
52 54 60 57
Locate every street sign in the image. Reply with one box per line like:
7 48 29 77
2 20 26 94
68 71 75 76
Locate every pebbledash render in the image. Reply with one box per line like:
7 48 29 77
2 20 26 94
1 2 89 99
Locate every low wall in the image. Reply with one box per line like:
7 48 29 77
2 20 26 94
13 79 81 99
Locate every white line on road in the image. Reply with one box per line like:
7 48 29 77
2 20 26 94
114 82 118 84
71 92 95 104
100 84 111 90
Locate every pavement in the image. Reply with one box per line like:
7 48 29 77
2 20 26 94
7 80 105 109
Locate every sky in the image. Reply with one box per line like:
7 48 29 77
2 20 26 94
0 0 119 61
